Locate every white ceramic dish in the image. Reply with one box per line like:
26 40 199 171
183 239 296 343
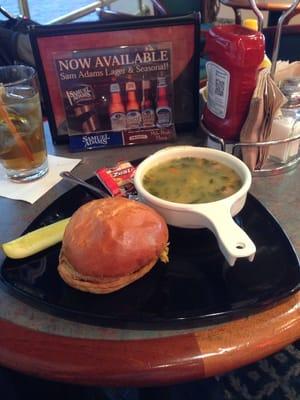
134 146 256 266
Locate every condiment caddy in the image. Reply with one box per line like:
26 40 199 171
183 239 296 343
201 0 300 176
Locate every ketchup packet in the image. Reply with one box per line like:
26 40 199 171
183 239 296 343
95 161 137 198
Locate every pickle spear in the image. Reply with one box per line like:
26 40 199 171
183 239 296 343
1 218 70 259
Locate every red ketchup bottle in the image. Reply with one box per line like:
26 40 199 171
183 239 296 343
203 25 265 141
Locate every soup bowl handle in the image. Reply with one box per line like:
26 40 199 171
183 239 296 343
191 205 256 266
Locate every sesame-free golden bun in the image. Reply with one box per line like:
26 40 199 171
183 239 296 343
58 197 169 294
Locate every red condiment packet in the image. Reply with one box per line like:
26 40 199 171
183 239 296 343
95 161 137 198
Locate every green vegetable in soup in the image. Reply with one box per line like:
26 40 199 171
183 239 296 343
143 157 242 203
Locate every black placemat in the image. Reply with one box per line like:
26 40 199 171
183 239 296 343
1 176 299 330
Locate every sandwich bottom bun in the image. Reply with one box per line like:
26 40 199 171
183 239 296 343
58 197 169 294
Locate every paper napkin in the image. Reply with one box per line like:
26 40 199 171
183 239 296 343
0 154 81 204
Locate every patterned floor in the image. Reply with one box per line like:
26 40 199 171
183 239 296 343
222 343 300 400
1 2 299 399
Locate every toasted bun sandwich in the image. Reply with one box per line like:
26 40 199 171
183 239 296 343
58 197 169 293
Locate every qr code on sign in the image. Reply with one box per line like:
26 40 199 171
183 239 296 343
215 78 225 96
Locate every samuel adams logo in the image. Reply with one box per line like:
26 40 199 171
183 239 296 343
65 84 95 106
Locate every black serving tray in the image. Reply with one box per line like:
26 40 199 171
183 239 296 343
1 176 300 330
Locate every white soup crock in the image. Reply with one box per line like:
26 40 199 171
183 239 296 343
134 146 256 266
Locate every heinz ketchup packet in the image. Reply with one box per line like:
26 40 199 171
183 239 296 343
96 161 137 198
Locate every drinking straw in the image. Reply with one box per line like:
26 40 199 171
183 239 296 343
0 84 34 162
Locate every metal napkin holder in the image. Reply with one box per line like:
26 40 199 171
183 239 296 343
201 119 300 176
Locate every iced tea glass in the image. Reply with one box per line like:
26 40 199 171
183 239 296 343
0 65 48 182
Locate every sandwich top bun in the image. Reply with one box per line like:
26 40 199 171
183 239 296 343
58 197 169 293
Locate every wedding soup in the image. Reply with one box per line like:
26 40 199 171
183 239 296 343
142 157 242 204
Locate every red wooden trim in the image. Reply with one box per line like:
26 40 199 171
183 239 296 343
0 319 204 386
1 293 299 386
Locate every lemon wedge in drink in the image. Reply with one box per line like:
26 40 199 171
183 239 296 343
1 218 70 259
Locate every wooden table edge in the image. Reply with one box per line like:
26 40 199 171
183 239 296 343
0 292 299 387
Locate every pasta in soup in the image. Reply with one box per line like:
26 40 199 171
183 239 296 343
142 157 242 204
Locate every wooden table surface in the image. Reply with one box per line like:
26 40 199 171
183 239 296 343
220 0 300 25
221 0 300 13
0 125 299 387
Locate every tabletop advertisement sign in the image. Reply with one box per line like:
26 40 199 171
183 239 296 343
54 43 175 151
29 13 200 149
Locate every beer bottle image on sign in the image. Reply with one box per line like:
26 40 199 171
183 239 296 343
141 79 155 127
125 81 142 129
109 83 127 131
156 76 172 128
